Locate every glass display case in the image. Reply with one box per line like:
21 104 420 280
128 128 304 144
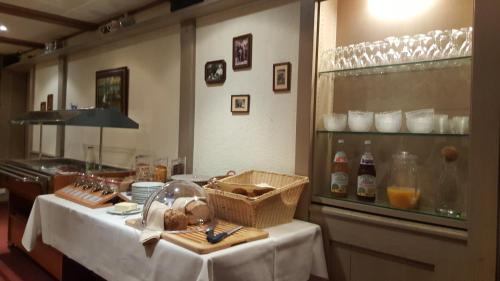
312 0 472 229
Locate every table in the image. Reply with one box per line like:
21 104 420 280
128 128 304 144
22 195 328 281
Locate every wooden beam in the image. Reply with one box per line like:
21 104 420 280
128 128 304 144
0 2 98 30
0 35 44 49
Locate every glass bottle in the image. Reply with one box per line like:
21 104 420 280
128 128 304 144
331 139 349 198
387 151 420 209
356 140 376 202
85 145 96 172
436 146 462 218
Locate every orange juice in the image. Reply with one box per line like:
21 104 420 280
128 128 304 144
387 186 420 209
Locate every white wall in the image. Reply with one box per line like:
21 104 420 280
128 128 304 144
193 1 300 176
63 26 181 168
33 61 59 156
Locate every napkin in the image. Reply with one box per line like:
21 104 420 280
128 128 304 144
139 201 168 244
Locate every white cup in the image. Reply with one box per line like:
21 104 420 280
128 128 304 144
433 114 449 134
451 116 469 134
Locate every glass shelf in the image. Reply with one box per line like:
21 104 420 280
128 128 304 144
318 56 472 77
316 130 469 137
312 193 467 229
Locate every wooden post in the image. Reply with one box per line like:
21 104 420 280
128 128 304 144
294 0 316 220
178 19 196 173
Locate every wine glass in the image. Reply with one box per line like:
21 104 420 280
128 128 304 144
412 34 428 62
384 36 401 64
459 27 473 56
398 35 413 63
370 41 388 66
426 30 443 59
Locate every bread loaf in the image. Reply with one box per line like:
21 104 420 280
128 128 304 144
164 209 188 231
172 197 210 225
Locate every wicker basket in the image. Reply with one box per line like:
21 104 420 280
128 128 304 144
204 170 309 228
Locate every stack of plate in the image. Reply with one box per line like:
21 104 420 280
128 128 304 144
131 182 164 204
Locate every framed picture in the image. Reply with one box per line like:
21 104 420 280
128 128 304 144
233 33 252 70
231 95 250 113
47 94 54 111
273 62 291 92
205 60 226 84
96 67 129 115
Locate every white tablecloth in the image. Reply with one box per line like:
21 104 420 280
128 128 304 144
22 195 328 281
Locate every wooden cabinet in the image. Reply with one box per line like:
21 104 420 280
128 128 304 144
310 204 468 281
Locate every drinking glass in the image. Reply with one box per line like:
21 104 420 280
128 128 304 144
459 27 473 56
384 36 401 64
412 34 428 62
356 43 372 67
334 46 346 70
438 30 453 58
426 30 443 59
398 35 413 63
449 29 465 58
347 44 358 69
320 49 334 71
369 41 387 66
135 154 153 181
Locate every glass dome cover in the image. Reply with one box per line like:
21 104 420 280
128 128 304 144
142 180 213 232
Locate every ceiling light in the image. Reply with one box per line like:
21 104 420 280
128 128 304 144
368 0 435 21
0 25 7 32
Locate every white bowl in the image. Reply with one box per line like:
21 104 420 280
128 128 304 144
323 113 347 131
405 109 434 133
375 111 402 133
348 111 374 132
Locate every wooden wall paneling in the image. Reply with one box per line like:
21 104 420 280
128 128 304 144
178 19 196 173
56 56 67 158
294 0 316 220
8 71 27 159
468 0 500 280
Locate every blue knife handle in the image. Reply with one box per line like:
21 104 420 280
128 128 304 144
207 232 228 244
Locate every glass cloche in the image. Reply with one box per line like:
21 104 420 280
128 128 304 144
142 180 214 232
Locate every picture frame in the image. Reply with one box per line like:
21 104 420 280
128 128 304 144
231 95 250 113
95 67 129 115
205 60 226 84
232 33 252 70
273 62 291 92
40 102 46 112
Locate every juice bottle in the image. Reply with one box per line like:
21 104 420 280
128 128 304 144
331 139 349 197
357 140 376 202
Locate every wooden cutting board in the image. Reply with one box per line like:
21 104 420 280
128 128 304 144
125 218 268 254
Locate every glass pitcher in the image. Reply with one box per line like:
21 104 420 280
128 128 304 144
387 151 420 209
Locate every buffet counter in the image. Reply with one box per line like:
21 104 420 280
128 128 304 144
22 194 328 281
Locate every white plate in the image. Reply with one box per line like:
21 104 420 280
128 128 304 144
106 206 142 215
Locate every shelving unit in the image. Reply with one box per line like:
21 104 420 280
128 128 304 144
311 0 471 229
316 130 468 138
318 56 471 76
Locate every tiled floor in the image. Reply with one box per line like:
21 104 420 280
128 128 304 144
0 203 56 281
